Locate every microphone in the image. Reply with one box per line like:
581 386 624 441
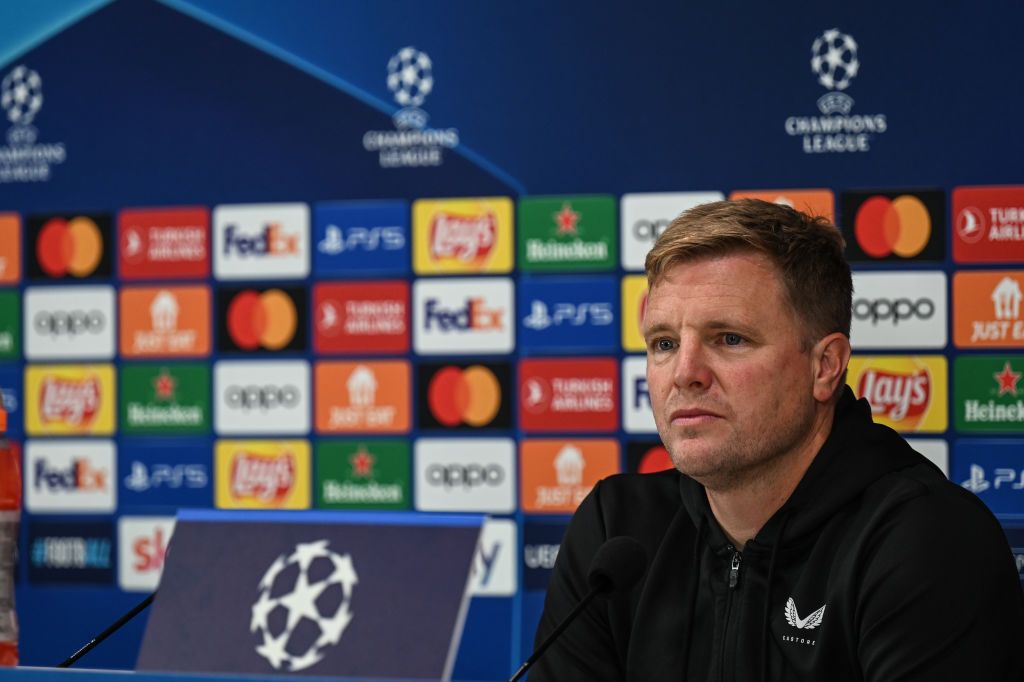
509 536 648 682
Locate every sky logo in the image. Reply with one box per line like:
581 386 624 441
518 276 617 352
313 200 409 276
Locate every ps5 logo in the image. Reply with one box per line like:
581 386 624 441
318 225 405 255
961 464 1024 494
124 461 208 492
522 301 613 331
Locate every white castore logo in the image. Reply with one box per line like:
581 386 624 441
785 598 826 630
250 540 358 672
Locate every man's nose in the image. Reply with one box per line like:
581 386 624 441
672 337 712 390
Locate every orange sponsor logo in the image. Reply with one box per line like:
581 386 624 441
953 271 1024 348
119 286 211 357
36 216 104 277
729 189 834 222
226 289 297 350
0 214 20 283
314 360 410 433
520 439 619 513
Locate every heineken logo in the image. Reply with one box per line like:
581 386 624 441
316 441 409 510
955 356 1024 432
121 364 209 434
518 196 616 271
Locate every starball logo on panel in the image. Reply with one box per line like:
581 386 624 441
850 272 947 349
119 207 209 279
840 191 945 262
27 213 112 280
413 277 514 354
953 271 1024 348
217 286 307 353
215 440 311 509
25 364 116 435
518 276 617 353
214 360 310 435
213 203 310 280
418 362 511 430
519 358 619 432
314 360 410 434
119 286 211 358
620 192 724 271
313 281 409 355
120 363 210 435
846 356 947 433
25 285 115 360
313 200 409 275
0 64 68 183
517 196 616 272
412 197 513 274
25 439 116 513
784 29 888 154
952 187 1024 263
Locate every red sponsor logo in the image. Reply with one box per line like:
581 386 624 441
118 207 210 279
857 369 930 421
519 358 618 432
39 377 100 426
952 187 1024 263
430 212 496 263
313 281 409 354
230 451 295 502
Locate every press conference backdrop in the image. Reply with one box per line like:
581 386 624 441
0 0 1022 678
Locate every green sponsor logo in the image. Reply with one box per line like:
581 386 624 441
954 356 1024 432
518 196 616 271
120 363 210 434
315 440 410 510
0 291 19 360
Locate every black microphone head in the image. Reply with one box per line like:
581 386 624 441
586 536 648 593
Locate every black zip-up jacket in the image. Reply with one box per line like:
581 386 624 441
530 389 1024 681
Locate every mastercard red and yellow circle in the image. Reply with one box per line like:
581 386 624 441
36 216 103 277
428 365 502 427
227 289 297 350
854 195 930 258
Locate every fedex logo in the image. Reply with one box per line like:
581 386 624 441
25 440 116 513
424 298 504 331
414 278 514 354
213 203 309 280
118 516 176 591
222 223 298 256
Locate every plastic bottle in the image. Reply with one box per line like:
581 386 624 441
0 404 19 666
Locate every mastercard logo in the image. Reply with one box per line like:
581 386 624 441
427 365 502 427
853 195 931 258
226 289 298 350
36 217 104 277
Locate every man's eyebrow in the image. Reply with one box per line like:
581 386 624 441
641 321 675 338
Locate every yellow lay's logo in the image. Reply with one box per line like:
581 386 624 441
25 364 116 435
413 197 513 274
621 275 648 352
215 440 310 509
847 356 947 432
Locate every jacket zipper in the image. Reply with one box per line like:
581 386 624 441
718 548 742 682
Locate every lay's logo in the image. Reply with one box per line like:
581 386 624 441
413 198 513 274
214 440 310 509
847 356 947 433
26 365 116 435
39 376 100 426
430 212 496 263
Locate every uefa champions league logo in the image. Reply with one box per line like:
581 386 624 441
250 540 358 672
388 46 433 129
811 29 859 115
1 64 43 145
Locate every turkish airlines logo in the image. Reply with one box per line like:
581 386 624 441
28 213 112 280
118 207 209 279
419 362 510 430
218 286 306 353
213 203 309 280
215 361 310 435
519 358 619 432
414 439 515 513
25 286 115 360
413 278 514 354
314 360 410 433
313 281 409 354
952 187 1024 262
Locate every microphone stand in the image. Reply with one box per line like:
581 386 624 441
57 592 155 668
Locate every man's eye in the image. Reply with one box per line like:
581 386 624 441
653 338 675 351
723 333 744 346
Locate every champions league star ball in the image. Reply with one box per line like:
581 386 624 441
1 65 43 125
810 29 859 91
387 46 434 108
250 540 358 672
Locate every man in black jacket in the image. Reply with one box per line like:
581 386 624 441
530 199 1024 681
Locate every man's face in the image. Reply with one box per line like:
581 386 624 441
643 251 820 490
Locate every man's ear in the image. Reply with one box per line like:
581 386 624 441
812 332 852 403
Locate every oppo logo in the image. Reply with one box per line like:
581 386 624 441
426 463 505 489
224 385 300 410
34 310 105 336
633 219 670 241
852 298 935 325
